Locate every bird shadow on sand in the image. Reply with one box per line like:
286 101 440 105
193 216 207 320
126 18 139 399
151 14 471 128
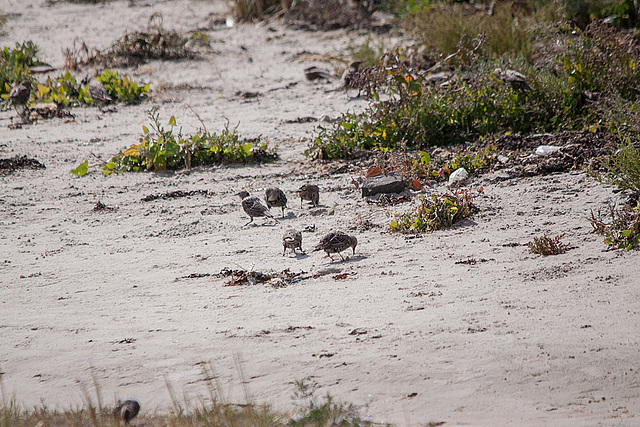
284 252 310 259
244 221 279 227
324 254 366 264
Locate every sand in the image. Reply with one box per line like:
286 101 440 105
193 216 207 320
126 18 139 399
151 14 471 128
1 1 640 425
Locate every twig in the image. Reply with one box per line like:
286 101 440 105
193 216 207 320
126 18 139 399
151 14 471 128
186 104 207 134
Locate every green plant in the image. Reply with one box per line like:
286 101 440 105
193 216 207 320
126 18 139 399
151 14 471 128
0 41 46 98
289 379 373 426
95 69 149 104
32 71 83 106
589 200 640 249
100 108 276 175
309 60 576 159
528 233 570 255
589 138 640 196
31 70 148 107
390 189 480 233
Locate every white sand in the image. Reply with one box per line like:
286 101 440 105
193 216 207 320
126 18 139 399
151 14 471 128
1 1 640 425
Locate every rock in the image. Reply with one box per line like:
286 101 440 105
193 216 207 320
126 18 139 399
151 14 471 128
535 145 561 156
448 167 469 186
361 174 405 197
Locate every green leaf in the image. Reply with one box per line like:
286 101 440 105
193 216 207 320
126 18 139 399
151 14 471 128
168 116 177 126
70 160 88 176
142 125 149 134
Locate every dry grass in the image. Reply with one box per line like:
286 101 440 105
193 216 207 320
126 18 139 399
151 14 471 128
231 0 293 21
0 364 376 427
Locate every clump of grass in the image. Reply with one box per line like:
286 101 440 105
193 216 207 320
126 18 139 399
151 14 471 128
232 0 293 21
390 188 480 233
95 108 276 175
588 201 640 250
528 233 570 255
289 378 373 426
1 368 375 426
404 1 534 60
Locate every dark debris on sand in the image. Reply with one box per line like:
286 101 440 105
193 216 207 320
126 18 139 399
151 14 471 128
217 268 307 287
141 189 213 202
0 155 45 173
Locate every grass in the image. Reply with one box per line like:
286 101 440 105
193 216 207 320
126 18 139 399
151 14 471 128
231 0 293 21
0 368 376 427
405 1 534 60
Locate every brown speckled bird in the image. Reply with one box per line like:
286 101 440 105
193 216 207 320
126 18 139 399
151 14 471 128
282 228 304 256
237 190 275 225
297 184 319 207
265 187 287 217
88 78 113 105
313 231 357 261
112 399 140 424
494 68 532 91
9 79 31 119
340 60 363 89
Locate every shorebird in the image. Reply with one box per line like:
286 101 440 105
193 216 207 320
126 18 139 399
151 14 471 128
313 231 357 261
282 228 304 256
340 60 363 89
265 187 287 217
8 79 31 121
297 184 319 207
237 190 275 225
112 399 140 424
88 78 113 105
494 68 532 91
304 66 334 81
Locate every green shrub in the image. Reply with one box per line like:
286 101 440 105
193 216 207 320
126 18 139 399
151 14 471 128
94 69 149 104
32 70 148 106
309 62 579 159
589 200 640 249
101 108 277 175
0 41 47 97
390 189 479 233
589 138 640 195
33 72 83 106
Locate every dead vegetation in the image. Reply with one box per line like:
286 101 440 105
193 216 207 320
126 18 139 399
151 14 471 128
63 14 197 70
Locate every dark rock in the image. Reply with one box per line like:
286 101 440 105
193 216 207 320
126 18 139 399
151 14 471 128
361 174 405 197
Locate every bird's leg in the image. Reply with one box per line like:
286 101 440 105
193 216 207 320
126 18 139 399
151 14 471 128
339 252 345 261
282 207 285 218
244 217 254 226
